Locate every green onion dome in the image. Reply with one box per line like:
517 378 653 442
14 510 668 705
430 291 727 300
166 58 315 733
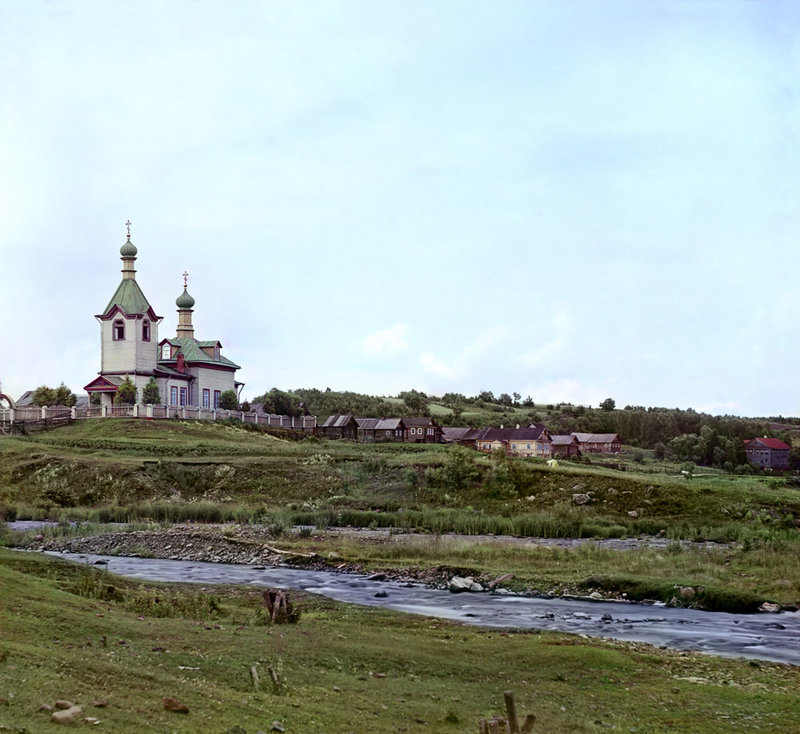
120 237 138 257
176 288 195 309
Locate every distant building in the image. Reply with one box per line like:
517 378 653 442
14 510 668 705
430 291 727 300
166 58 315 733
571 433 622 454
83 227 242 409
551 434 581 458
744 438 791 470
475 424 552 458
356 417 406 442
318 414 359 440
403 416 443 443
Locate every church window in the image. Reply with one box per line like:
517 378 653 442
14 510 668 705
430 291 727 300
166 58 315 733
170 386 178 406
214 345 220 360
214 390 221 409
113 320 125 340
142 320 150 341
179 387 187 406
161 343 171 360
202 389 210 408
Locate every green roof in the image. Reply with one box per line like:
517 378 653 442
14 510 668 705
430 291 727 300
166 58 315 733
102 278 154 316
160 337 240 369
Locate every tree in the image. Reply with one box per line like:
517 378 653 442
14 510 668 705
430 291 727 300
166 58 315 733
53 382 77 407
652 441 667 461
32 385 57 407
498 393 513 406
218 390 238 410
522 395 535 408
142 378 161 404
600 398 616 412
116 377 137 404
399 389 428 415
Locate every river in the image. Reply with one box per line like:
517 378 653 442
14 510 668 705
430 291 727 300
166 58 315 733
54 551 800 666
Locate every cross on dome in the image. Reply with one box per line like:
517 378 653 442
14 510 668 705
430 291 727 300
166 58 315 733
182 270 189 288
125 219 132 237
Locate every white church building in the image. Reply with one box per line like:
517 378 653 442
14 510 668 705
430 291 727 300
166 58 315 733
84 228 242 409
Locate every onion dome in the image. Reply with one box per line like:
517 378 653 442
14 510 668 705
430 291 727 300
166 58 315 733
120 237 138 257
176 288 195 309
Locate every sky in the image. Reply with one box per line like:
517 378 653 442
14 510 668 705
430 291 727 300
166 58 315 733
1 0 799 417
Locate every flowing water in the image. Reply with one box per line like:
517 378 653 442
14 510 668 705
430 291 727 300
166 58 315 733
53 551 800 666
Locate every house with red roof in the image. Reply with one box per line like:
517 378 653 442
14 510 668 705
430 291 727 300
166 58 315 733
743 437 791 470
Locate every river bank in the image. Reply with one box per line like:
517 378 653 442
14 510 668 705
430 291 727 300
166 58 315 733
11 522 792 614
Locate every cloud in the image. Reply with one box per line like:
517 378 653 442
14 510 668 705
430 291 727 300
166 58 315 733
419 352 457 379
361 323 410 357
519 305 573 368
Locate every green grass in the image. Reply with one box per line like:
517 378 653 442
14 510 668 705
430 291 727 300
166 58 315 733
2 419 799 543
1 548 799 733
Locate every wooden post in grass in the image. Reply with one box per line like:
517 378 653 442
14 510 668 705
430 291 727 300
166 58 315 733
505 690 519 732
479 691 535 733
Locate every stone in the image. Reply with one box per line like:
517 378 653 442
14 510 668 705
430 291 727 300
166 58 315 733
678 586 696 600
51 705 83 724
448 576 475 593
271 721 285 732
374 590 388 598
162 696 190 714
572 493 591 505
759 602 781 613
38 703 54 712
627 510 638 518
54 700 76 710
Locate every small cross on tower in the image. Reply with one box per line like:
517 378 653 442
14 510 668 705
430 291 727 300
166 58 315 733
125 219 132 237
182 270 189 288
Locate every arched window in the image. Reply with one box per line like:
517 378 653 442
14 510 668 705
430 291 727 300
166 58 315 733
142 320 151 341
113 320 125 340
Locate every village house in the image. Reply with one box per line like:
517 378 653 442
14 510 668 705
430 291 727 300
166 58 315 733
551 434 582 458
441 426 479 447
356 417 406 442
83 227 242 409
743 437 791 470
403 416 443 443
571 432 622 454
474 424 552 458
318 414 359 440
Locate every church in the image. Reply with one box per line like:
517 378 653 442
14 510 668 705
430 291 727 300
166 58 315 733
84 226 242 409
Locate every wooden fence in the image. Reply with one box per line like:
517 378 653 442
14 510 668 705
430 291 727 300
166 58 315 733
0 405 316 433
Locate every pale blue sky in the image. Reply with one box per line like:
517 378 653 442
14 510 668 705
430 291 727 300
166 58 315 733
1 1 798 416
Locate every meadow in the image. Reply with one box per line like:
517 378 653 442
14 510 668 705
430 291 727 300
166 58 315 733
2 418 799 610
1 547 799 733
2 419 800 730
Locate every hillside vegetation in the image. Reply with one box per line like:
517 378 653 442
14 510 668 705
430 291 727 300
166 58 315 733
2 418 800 611
2 418 799 541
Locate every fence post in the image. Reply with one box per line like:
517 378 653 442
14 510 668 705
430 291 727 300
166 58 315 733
101 404 108 418
147 404 153 418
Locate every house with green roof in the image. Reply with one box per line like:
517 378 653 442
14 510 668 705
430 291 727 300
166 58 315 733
84 229 242 409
